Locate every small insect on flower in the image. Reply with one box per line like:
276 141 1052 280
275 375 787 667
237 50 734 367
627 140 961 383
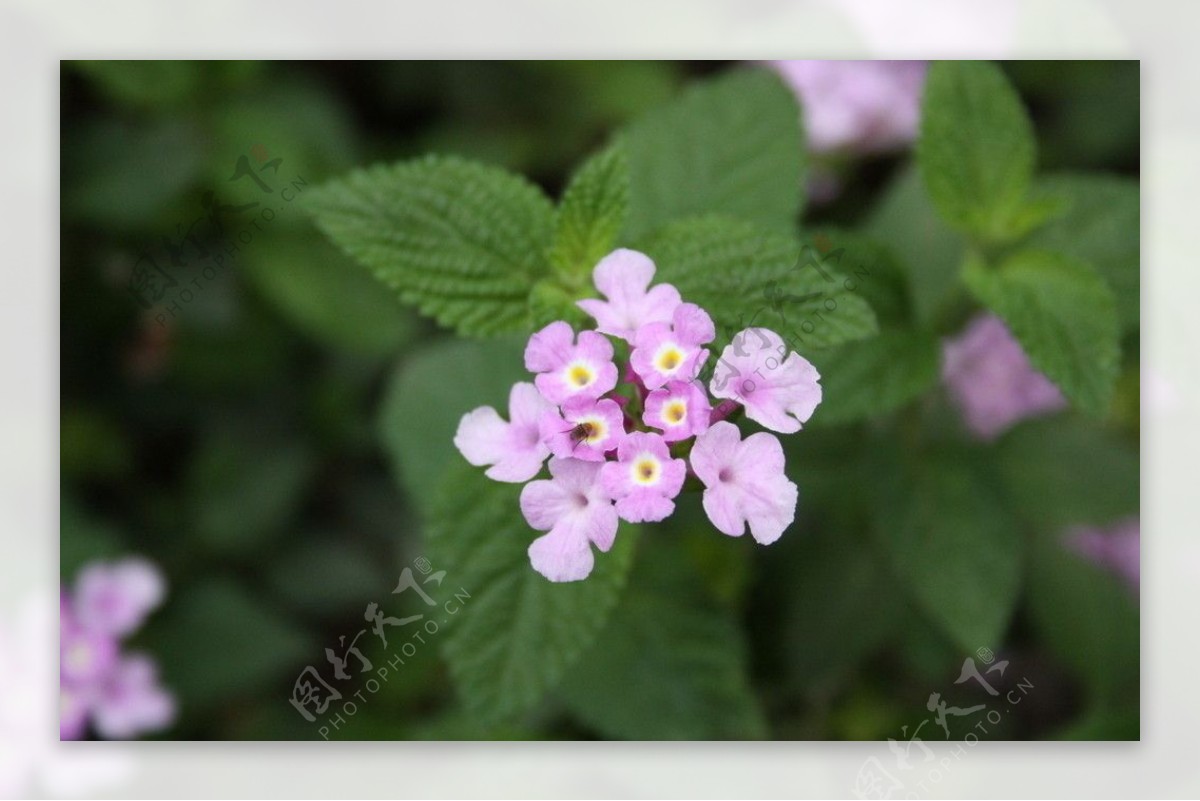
570 421 597 443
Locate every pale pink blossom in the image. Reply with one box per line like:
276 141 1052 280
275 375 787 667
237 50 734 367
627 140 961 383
642 380 712 442
630 303 715 390
72 558 166 638
710 328 822 434
576 249 682 343
524 321 618 405
454 382 553 482
690 422 798 545
539 397 625 462
520 458 619 582
600 432 687 523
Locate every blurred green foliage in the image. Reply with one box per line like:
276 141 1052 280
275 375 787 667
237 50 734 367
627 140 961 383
61 60 1138 742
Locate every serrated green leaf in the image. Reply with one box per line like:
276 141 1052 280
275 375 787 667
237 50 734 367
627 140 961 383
621 68 805 241
810 329 940 426
549 144 628 280
918 61 1036 240
559 538 765 740
964 250 1120 416
427 463 637 723
1026 173 1140 331
642 217 878 352
307 156 555 337
880 447 1022 653
378 336 527 515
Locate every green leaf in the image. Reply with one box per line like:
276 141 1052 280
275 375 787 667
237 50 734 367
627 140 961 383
964 250 1120 416
186 431 317 556
918 61 1037 240
241 230 418 357
810 329 940 426
143 578 314 709
559 541 766 740
621 68 805 241
879 446 1022 653
774 519 904 695
1026 173 1140 331
549 144 629 281
307 156 556 337
866 166 965 324
427 463 637 723
642 217 878 351
378 336 527 515
994 417 1138 705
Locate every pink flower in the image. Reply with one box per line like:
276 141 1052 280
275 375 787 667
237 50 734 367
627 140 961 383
600 432 687 523
524 321 618 405
709 328 822 434
520 458 619 582
768 60 927 155
942 314 1066 440
72 558 166 638
690 421 798 545
576 249 682 343
630 303 715 390
642 380 712 442
454 382 553 482
90 654 176 740
60 594 118 687
1064 517 1140 595
539 397 625 462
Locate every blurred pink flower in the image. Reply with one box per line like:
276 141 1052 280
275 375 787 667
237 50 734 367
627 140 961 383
1065 517 1140 595
768 60 927 155
59 558 174 742
942 314 1067 440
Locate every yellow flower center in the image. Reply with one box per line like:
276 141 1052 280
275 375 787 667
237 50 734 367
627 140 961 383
654 344 684 374
631 455 661 485
663 400 687 425
567 362 595 388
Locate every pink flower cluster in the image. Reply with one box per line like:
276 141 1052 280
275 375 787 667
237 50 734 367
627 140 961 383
60 558 174 740
455 249 823 582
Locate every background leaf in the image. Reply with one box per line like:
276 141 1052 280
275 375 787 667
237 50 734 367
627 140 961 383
810 329 940 426
427 463 637 724
918 61 1036 240
964 250 1120 416
1025 173 1140 332
559 538 766 740
621 68 805 240
307 156 555 337
378 336 527 515
878 446 1023 653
